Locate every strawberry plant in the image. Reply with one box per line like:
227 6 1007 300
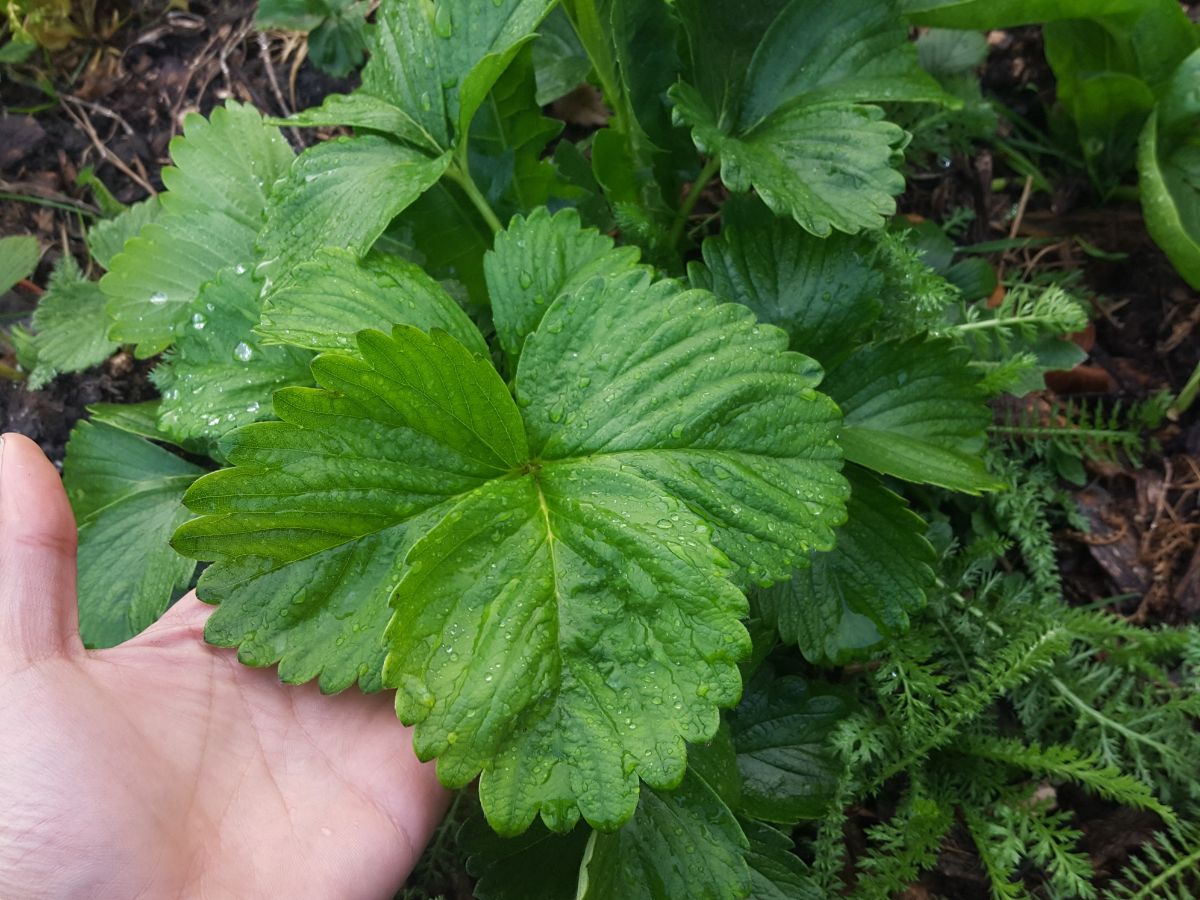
14 0 1199 896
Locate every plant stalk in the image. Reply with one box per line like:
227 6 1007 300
669 155 721 252
445 160 503 236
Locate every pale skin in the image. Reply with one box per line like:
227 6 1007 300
0 433 449 899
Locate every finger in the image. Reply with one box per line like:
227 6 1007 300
0 433 83 661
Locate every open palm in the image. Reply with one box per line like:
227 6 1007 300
0 433 448 899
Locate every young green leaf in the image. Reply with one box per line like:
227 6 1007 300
154 266 313 445
755 466 936 665
1137 49 1200 289
86 195 161 269
672 0 947 236
101 103 293 356
483 207 640 363
257 246 487 356
577 771 751 900
175 262 846 835
0 234 40 294
689 195 882 365
727 668 850 823
26 256 118 389
63 421 203 648
822 336 1004 493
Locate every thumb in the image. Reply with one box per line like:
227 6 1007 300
0 433 82 662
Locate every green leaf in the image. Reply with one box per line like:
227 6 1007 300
86 196 161 269
577 771 751 900
174 260 847 834
672 0 947 235
727 668 850 823
902 0 1146 28
483 206 641 363
63 421 203 648
822 336 1004 493
258 246 487 356
154 266 313 446
742 821 823 900
255 0 324 31
689 195 882 365
87 400 205 452
1138 49 1200 289
258 136 452 281
101 102 293 356
468 47 566 221
390 180 495 305
754 466 935 665
0 234 40 295
307 4 368 78
465 816 590 900
26 256 118 389
531 6 590 105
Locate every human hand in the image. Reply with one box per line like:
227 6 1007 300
0 433 449 899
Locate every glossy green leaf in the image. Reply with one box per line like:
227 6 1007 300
672 0 946 235
86 196 161 269
727 668 850 823
63 421 203 648
175 256 847 834
577 771 750 900
258 136 452 280
1138 49 1200 289
465 815 590 900
483 207 641 363
26 256 117 389
742 821 823 900
87 400 205 452
689 195 882 365
531 6 590 104
154 266 313 446
101 103 293 356
822 336 1004 493
389 180 494 305
755 466 935 665
0 234 39 295
258 247 486 356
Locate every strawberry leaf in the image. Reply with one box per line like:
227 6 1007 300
26 256 117 389
174 240 847 834
671 0 947 236
64 421 203 648
101 103 293 356
755 466 936 665
577 771 751 900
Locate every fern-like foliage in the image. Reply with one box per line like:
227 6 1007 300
1104 820 1200 900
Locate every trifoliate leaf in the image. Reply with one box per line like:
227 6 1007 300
755 466 935 665
727 668 850 823
822 336 1004 493
577 771 751 900
102 103 293 356
742 821 823 900
154 266 313 446
0 234 40 294
1138 49 1200 289
86 196 161 269
689 195 882 365
258 247 487 356
258 136 452 281
672 0 946 236
483 207 640 363
64 421 203 648
465 816 590 900
174 260 847 835
26 256 117 389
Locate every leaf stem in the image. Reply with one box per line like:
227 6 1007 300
445 159 503 236
669 155 721 252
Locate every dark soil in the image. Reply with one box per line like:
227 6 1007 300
1 10 1197 898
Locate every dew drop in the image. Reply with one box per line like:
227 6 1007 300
233 341 254 362
149 291 168 306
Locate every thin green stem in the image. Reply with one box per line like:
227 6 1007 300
1169 359 1200 420
445 160 503 236
0 191 98 218
669 155 721 252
